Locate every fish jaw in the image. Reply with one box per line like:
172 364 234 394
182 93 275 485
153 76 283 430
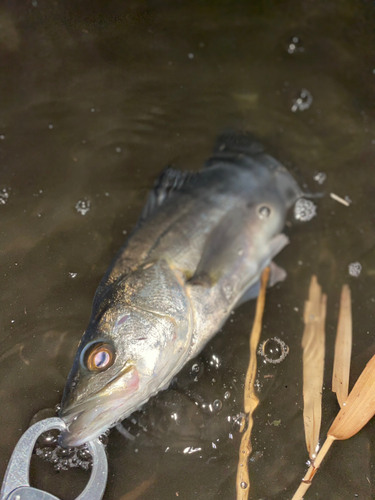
59 365 140 447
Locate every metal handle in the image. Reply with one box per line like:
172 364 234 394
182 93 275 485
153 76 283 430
0 417 108 500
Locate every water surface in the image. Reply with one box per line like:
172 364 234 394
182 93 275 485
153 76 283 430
1 1 375 499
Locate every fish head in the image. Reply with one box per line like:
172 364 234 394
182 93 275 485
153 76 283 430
59 294 186 447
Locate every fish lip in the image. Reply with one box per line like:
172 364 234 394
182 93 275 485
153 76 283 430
58 400 124 448
60 362 136 417
59 365 139 447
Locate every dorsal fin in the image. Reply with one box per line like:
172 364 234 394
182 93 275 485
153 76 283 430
93 166 195 309
137 167 194 227
205 130 264 168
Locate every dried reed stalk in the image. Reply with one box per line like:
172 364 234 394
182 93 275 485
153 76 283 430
329 352 375 440
236 267 270 500
292 351 375 500
332 284 352 407
290 435 335 500
301 276 327 459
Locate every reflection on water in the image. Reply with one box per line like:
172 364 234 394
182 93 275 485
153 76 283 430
1 0 375 498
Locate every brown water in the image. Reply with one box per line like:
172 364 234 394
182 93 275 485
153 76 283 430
1 0 375 499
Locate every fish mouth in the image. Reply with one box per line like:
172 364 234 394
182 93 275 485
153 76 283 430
59 365 140 447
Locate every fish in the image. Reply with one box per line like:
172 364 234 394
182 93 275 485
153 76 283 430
59 131 302 447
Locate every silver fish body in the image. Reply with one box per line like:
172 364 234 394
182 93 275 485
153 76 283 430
59 132 302 446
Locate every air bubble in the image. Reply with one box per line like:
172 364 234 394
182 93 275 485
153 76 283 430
313 172 327 185
240 482 248 489
0 188 10 205
77 447 92 461
210 354 221 368
291 89 313 112
348 262 362 277
294 198 317 221
99 430 110 446
233 412 246 432
29 408 57 426
258 337 289 364
287 36 304 54
224 391 231 400
75 198 91 215
191 363 200 373
56 447 75 459
213 399 223 411
38 430 59 447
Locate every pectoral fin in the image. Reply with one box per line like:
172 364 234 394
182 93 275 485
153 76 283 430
191 216 289 290
190 208 249 286
186 233 289 359
235 261 287 307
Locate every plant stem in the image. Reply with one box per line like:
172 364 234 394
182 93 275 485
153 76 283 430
291 435 336 500
236 267 269 500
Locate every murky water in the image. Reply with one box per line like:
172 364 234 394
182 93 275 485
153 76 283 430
1 0 375 498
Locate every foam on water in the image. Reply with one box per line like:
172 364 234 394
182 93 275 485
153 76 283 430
348 262 362 277
291 89 313 112
294 198 317 221
75 198 91 215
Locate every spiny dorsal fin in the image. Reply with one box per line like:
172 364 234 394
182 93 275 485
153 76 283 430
93 166 196 309
137 167 195 226
205 130 264 168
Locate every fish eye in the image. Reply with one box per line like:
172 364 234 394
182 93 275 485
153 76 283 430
257 205 271 220
83 342 115 372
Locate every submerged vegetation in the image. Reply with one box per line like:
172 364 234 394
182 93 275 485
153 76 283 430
241 274 375 499
292 277 375 499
